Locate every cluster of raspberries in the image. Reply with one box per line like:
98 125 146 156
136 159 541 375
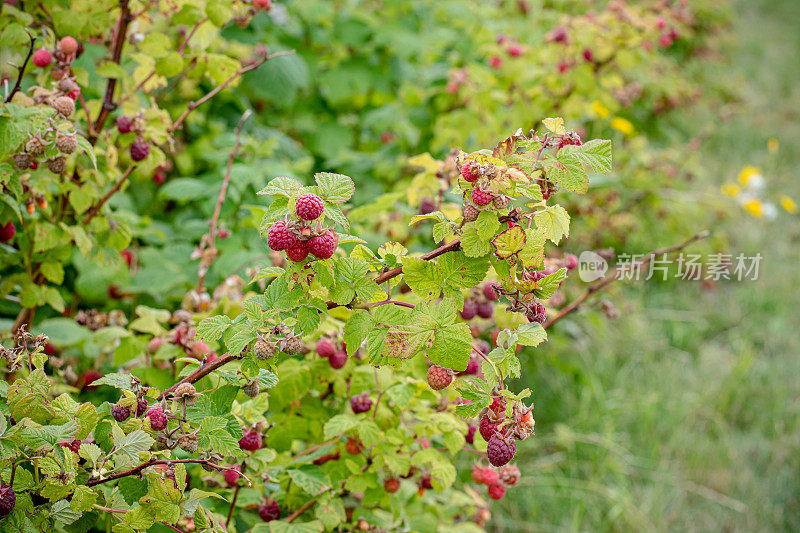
478 396 517 468
314 336 349 369
266 193 338 262
471 463 520 500
460 282 500 321
459 160 510 222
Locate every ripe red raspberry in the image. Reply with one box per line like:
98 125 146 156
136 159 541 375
345 437 363 455
508 44 523 57
307 229 338 259
32 48 52 67
136 397 148 417
285 241 309 262
350 392 373 414
482 467 499 486
465 424 476 444
583 48 594 62
461 161 479 183
482 283 499 301
111 404 131 422
315 338 336 358
147 337 162 354
239 431 262 451
384 477 400 494
479 414 501 442
329 350 348 369
81 369 102 391
258 499 281 521
476 301 494 319
418 473 433 490
565 254 578 270
312 451 340 465
60 439 81 454
489 55 503 69
191 342 210 359
487 483 506 500
460 298 478 320
224 469 240 487
471 188 492 207
486 434 516 467
130 139 150 162
419 197 436 214
267 221 295 251
116 115 133 134
0 222 15 243
60 36 78 55
489 395 507 416
295 193 324 221
426 365 452 390
147 407 168 431
498 464 521 486
253 0 272 10
492 195 509 209
464 359 480 375
0 484 16 518
471 465 486 484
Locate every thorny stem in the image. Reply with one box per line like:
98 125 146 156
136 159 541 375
89 0 132 144
85 458 242 487
226 485 241 527
473 344 504 390
5 32 36 103
81 165 136 225
544 230 710 329
169 50 295 133
195 110 252 294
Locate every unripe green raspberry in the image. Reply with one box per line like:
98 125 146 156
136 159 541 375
55 132 78 154
254 338 276 360
179 433 199 453
463 204 480 222
243 381 260 398
25 136 46 157
52 96 74 116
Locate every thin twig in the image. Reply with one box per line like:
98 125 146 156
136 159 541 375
158 352 241 400
195 110 251 294
225 485 241 527
544 230 710 329
5 32 36 103
361 299 415 310
169 50 295 134
81 165 136 225
473 345 503 390
89 0 132 144
285 498 317 523
85 458 234 487
326 238 462 310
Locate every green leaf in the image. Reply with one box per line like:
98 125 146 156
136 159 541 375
518 227 547 269
158 178 209 202
515 322 547 346
7 369 54 424
257 176 305 197
90 372 138 391
196 314 232 343
343 312 373 357
491 225 526 258
534 267 567 299
401 256 443 301
223 321 257 356
51 499 80 524
534 205 570 244
69 486 98 513
460 227 492 257
323 414 359 439
314 172 354 203
475 210 500 241
287 466 331 496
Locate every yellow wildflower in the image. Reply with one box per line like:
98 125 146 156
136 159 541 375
738 166 761 186
591 100 610 118
767 138 779 153
743 198 764 217
610 117 634 136
721 183 741 196
780 195 798 214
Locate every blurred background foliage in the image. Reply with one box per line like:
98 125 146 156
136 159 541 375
2 0 799 530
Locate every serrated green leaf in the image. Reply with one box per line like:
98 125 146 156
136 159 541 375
491 225 526 259
534 205 570 244
315 172 354 203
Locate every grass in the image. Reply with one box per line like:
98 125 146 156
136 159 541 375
494 0 800 530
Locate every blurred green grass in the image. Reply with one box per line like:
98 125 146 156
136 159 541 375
494 0 800 530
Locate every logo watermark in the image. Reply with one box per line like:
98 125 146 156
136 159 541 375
578 252 762 282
